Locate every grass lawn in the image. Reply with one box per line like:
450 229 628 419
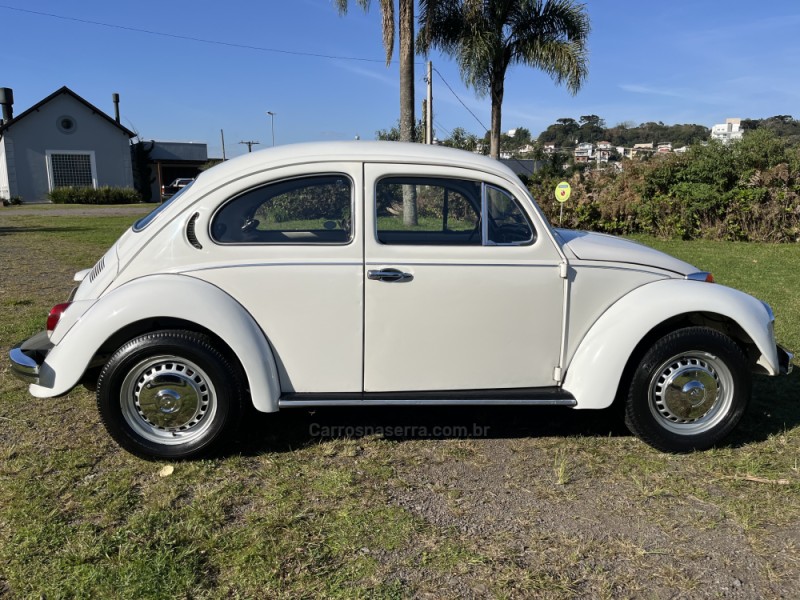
0 205 798 598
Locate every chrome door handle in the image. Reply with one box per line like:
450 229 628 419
367 268 413 282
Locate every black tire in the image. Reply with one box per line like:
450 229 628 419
96 330 245 460
624 327 751 453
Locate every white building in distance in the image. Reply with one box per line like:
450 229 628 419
711 118 744 144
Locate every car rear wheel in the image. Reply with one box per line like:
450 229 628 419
97 330 244 460
625 327 750 453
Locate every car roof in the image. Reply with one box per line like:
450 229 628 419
193 141 520 191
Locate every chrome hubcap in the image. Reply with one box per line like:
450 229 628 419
120 356 217 445
649 352 733 435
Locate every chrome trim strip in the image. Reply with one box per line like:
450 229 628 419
279 398 577 408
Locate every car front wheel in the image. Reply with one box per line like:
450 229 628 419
96 330 244 460
625 327 750 453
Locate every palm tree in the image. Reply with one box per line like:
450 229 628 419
337 0 418 224
336 0 416 145
418 0 590 159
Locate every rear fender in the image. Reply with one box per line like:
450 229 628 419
563 279 777 409
30 274 281 412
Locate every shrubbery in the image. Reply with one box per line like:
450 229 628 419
531 129 800 242
48 186 142 205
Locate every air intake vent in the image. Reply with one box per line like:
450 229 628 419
186 213 202 249
88 256 105 282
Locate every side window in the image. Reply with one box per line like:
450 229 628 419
376 177 482 245
211 175 352 244
486 186 535 245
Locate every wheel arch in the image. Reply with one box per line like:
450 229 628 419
82 317 242 389
611 311 757 411
30 274 282 412
562 279 777 409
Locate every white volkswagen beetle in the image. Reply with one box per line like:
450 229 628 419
9 142 793 459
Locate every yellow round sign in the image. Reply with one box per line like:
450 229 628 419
555 181 571 203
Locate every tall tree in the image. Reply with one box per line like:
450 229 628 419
337 0 418 224
336 0 416 144
419 0 590 159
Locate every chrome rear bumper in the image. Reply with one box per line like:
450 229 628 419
9 331 52 384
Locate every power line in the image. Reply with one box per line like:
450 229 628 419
434 123 453 140
2 3 500 145
432 67 489 134
0 4 391 64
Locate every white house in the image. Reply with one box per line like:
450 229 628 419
711 118 743 144
574 142 593 163
595 141 612 162
0 86 134 203
657 142 672 154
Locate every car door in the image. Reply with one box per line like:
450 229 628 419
189 162 364 393
363 163 564 392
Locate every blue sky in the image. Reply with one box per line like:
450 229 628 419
2 1 799 157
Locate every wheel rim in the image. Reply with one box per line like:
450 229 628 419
648 351 734 435
120 355 218 445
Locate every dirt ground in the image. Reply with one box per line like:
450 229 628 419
258 404 800 599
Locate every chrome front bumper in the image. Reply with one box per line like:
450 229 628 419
9 331 52 384
778 344 794 375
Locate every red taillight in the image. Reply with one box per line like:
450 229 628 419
47 302 72 334
705 273 715 283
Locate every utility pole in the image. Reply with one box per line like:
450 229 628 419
426 61 433 144
266 111 276 146
239 140 260 153
220 129 227 160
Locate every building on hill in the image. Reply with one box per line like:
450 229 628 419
631 142 655 159
711 118 743 144
574 142 593 163
596 141 612 163
0 86 134 203
657 142 672 154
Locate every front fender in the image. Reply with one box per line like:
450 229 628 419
30 274 281 412
562 279 777 409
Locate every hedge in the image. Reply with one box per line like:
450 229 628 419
48 186 142 205
530 130 800 242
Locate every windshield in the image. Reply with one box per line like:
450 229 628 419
133 181 194 232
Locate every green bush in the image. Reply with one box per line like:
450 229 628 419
531 129 800 242
48 186 142 205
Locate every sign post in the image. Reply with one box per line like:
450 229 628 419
554 181 571 225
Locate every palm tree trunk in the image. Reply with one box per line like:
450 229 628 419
399 0 418 225
399 0 415 144
490 73 505 159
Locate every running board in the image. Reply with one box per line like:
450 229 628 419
278 388 576 408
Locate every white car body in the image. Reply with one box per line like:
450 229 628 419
10 141 792 458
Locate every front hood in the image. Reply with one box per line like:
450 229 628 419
554 229 697 276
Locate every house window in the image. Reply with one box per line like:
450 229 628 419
46 151 97 189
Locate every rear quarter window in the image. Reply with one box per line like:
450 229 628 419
211 175 353 244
